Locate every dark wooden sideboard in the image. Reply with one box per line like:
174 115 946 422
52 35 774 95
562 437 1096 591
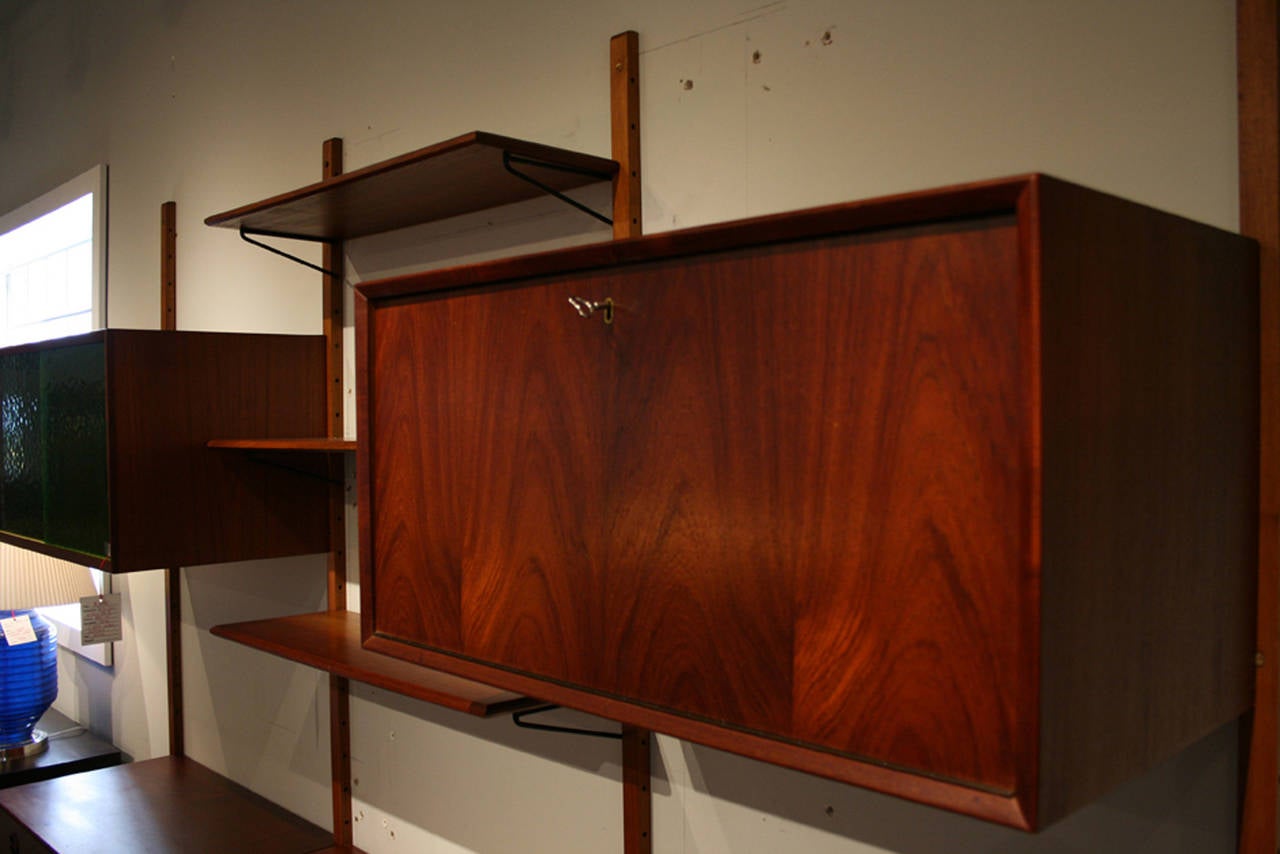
354 174 1257 831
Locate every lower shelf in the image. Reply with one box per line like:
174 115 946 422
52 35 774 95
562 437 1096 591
0 756 336 853
211 610 537 717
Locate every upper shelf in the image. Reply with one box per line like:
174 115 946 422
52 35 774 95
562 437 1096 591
203 131 619 240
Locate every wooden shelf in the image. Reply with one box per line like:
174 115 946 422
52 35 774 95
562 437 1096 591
0 756 334 853
211 610 536 717
209 437 357 452
204 131 618 240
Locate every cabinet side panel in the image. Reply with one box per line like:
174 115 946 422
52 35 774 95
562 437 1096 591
1037 178 1259 823
108 331 328 571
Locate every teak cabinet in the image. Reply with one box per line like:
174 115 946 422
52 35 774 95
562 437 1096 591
0 329 329 572
356 174 1257 830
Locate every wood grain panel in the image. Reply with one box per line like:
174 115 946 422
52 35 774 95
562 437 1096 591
599 252 797 734
369 283 604 682
781 223 1026 792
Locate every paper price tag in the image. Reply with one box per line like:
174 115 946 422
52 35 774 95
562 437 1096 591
1 614 37 646
80 594 123 645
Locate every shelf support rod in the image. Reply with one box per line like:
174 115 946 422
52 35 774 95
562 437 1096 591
501 151 614 227
1237 1 1280 851
611 29 651 854
161 200 185 761
239 226 342 279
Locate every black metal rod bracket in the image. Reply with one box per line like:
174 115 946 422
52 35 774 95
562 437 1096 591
512 704 623 740
239 226 342 279
502 151 614 227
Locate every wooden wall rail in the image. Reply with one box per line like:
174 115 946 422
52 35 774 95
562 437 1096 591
1237 1 1280 851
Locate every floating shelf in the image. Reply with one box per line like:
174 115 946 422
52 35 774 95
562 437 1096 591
211 610 537 717
209 438 357 453
203 131 619 241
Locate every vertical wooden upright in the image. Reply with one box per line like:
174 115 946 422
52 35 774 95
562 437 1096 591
612 31 641 239
322 137 354 847
1238 2 1280 851
160 200 184 759
610 29 651 854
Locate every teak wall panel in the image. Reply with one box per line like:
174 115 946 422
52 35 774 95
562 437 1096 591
357 175 1256 830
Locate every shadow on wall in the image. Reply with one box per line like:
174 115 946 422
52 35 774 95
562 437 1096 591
670 720 1239 854
182 554 333 822
349 679 667 791
344 184 616 284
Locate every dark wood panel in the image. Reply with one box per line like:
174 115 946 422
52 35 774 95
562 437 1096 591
204 132 617 240
0 757 333 853
1035 175 1258 824
212 610 535 717
107 330 329 571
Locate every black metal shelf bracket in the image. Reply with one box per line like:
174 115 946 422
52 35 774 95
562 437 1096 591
239 226 342 278
512 704 623 740
217 448 344 487
502 151 614 227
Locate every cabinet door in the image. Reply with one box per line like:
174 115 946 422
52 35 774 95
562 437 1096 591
0 340 108 559
367 281 608 683
368 216 1031 794
600 220 1031 791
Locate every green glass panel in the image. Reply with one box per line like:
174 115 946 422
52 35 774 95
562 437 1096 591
42 342 108 558
0 349 44 541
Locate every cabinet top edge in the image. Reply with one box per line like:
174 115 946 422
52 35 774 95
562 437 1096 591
354 172 1254 304
357 173 1049 303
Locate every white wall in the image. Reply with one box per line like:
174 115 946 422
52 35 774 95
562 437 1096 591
0 1 1246 852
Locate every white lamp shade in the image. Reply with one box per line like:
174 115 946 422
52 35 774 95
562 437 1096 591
0 544 99 611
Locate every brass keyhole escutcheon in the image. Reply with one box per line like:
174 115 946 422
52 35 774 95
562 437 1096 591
568 296 614 325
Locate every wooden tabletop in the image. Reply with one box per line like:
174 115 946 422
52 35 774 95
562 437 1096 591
0 756 335 853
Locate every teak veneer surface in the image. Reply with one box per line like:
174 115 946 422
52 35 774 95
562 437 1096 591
355 174 1257 830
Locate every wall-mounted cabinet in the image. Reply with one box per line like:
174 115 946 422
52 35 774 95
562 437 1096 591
354 174 1258 831
0 329 329 572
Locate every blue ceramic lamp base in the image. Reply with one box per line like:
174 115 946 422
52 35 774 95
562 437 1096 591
0 610 58 762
